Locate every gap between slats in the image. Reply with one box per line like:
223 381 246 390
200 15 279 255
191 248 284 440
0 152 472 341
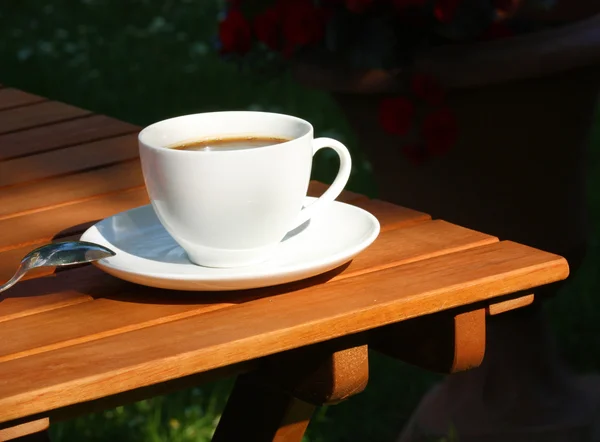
0 89 47 112
0 133 140 189
0 114 139 162
0 160 144 221
0 101 93 135
0 187 151 253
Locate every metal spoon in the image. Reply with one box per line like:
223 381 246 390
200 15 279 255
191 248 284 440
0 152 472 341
0 241 116 294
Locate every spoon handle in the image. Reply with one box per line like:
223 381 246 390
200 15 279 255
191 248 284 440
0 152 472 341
0 263 27 294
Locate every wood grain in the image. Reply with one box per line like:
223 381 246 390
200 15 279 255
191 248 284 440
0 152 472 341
0 160 144 220
0 115 138 161
0 101 91 135
0 187 149 251
332 220 498 282
307 181 367 203
0 241 568 423
0 297 237 363
0 134 140 188
263 339 369 405
0 219 497 362
0 89 45 111
488 293 535 315
0 261 95 324
353 199 430 232
0 418 49 441
451 308 486 372
356 203 433 232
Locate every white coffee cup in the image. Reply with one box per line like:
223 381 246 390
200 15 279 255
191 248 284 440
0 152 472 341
138 111 352 268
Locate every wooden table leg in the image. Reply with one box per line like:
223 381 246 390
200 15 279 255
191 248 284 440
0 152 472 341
212 338 369 442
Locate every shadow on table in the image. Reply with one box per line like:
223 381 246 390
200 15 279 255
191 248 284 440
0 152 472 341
3 260 351 305
2 219 352 307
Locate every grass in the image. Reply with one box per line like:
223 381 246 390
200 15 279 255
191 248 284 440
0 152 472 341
0 1 599 441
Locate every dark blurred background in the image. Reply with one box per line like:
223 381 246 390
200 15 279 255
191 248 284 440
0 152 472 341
1 1 599 441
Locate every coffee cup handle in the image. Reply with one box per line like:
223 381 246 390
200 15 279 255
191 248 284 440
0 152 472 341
291 137 352 230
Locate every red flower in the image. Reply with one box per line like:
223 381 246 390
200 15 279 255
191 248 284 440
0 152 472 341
433 0 461 23
479 22 515 40
379 97 415 136
219 9 252 54
345 0 375 14
411 73 445 106
422 108 458 154
280 0 327 51
254 8 282 50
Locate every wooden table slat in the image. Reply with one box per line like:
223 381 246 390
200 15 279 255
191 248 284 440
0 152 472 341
0 241 568 424
0 89 46 111
0 160 144 220
352 199 430 231
0 219 496 361
0 418 49 440
332 220 498 282
0 115 138 161
0 187 150 252
0 267 93 325
0 133 140 188
307 181 368 203
0 101 91 135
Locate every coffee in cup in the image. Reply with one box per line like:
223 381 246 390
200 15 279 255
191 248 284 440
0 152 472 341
170 136 290 152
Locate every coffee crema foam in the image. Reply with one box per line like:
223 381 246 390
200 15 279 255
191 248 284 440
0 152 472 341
170 136 290 152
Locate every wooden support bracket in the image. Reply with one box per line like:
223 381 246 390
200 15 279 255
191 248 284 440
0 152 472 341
370 308 486 374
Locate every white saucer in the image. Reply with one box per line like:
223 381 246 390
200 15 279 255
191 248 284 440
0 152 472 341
80 197 380 291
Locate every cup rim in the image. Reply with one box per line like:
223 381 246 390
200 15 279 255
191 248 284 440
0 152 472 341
138 110 313 154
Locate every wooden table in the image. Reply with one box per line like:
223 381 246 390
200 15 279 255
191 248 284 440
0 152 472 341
0 86 569 442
